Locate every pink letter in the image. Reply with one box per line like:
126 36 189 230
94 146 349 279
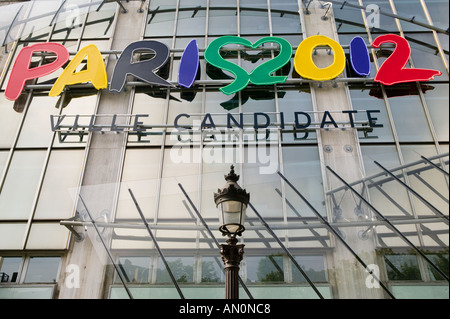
5 43 69 100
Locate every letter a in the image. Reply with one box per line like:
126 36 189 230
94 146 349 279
49 44 107 97
5 43 69 100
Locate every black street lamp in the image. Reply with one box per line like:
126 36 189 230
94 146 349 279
214 165 250 299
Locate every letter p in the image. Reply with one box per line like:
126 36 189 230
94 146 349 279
5 43 69 101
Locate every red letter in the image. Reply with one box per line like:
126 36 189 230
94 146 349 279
5 43 69 100
373 34 441 85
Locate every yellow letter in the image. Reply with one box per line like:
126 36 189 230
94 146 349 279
294 35 345 81
49 44 107 97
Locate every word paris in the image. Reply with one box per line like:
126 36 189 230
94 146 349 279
5 34 441 100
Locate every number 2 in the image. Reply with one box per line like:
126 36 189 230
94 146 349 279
372 34 441 86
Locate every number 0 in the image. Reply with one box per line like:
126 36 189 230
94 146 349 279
294 35 346 81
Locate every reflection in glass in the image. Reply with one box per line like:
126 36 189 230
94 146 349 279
177 1 206 36
270 0 301 35
361 146 413 217
24 257 61 283
401 145 449 217
240 0 269 35
156 257 194 283
115 257 151 284
388 95 433 143
83 2 117 39
246 255 284 283
348 85 393 142
0 257 21 283
426 253 449 281
208 0 237 36
384 254 421 281
282 146 325 217
292 255 327 283
201 257 224 283
243 161 283 219
145 0 177 37
129 90 166 145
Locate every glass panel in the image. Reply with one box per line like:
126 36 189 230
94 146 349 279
425 0 448 27
201 257 225 283
0 224 26 250
158 149 199 220
19 0 61 41
408 32 448 81
243 160 283 219
50 0 88 41
16 96 61 148
0 286 55 299
361 146 413 218
391 285 449 299
116 148 162 220
426 253 449 281
115 257 151 284
53 95 98 147
0 256 21 283
423 84 449 142
394 0 430 32
279 89 316 143
246 255 284 283
34 150 85 219
282 146 325 217
270 0 301 35
177 0 206 36
0 151 46 220
240 0 269 35
384 254 421 280
82 1 117 39
128 90 166 146
401 145 449 218
208 0 237 36
292 255 327 283
0 94 22 148
156 257 194 284
387 95 433 142
109 285 333 299
145 0 177 37
349 85 394 143
25 223 70 250
24 257 61 283
333 1 366 33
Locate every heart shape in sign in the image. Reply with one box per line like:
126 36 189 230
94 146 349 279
204 36 293 95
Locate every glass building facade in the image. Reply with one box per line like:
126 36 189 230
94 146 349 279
0 0 448 299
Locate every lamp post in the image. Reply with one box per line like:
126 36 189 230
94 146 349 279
214 165 250 299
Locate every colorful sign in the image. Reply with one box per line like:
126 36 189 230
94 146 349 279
4 34 442 101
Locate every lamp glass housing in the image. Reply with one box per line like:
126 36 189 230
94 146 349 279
218 200 247 236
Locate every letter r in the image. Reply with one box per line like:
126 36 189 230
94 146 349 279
5 43 70 100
